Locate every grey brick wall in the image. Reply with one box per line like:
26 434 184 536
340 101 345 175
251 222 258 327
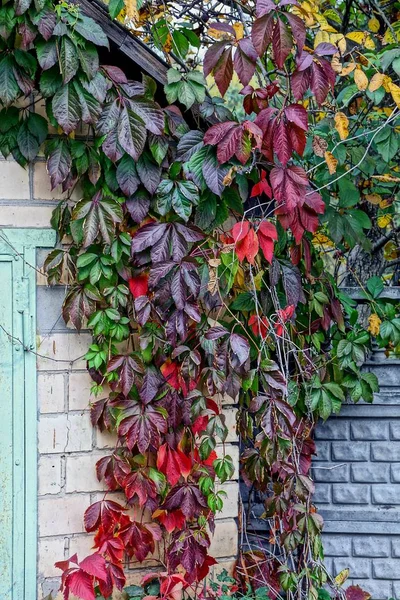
314 350 400 598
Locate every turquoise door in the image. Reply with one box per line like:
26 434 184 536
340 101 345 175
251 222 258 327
0 228 55 600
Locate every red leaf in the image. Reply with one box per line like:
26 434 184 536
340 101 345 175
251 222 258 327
231 221 259 264
284 104 308 130
251 170 272 198
204 121 236 146
276 190 324 243
124 469 157 506
157 443 192 486
234 38 258 86
249 314 270 339
84 500 125 533
291 68 310 101
310 61 330 105
128 274 148 298
252 13 274 56
153 509 186 533
288 123 306 156
285 13 306 54
161 359 180 390
204 44 235 97
102 65 128 84
79 554 108 582
204 121 262 165
216 124 242 163
346 586 371 600
55 553 79 572
108 354 143 397
272 18 292 69
258 221 277 263
270 164 308 210
274 119 292 165
67 570 96 600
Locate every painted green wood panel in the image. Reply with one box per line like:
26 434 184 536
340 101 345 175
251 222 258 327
0 228 56 600
0 256 15 598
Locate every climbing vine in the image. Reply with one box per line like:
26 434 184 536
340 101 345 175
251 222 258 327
1 0 400 598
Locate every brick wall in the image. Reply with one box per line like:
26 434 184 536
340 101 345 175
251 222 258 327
313 350 400 599
0 154 240 599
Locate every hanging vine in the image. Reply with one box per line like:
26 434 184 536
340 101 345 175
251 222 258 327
1 0 400 599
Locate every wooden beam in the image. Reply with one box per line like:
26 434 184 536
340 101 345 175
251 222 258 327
72 0 169 84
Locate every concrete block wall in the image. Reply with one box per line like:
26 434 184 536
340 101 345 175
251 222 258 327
0 155 240 599
313 351 400 599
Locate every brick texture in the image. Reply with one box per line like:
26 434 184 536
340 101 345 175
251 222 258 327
312 355 400 594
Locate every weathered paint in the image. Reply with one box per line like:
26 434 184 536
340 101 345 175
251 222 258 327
0 228 55 600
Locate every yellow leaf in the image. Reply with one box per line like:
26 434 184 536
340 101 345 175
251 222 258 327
334 112 349 140
208 27 233 40
389 81 400 108
124 0 139 23
346 31 375 49
372 174 400 182
336 36 347 54
234 265 245 288
314 31 331 48
253 270 264 291
365 193 382 204
377 214 392 228
223 167 235 186
379 198 392 209
368 73 385 92
233 22 244 40
340 62 356 76
383 23 400 45
325 151 338 174
384 241 398 261
368 17 380 33
313 233 334 247
334 569 350 586
354 68 368 91
382 75 392 92
331 55 342 73
368 313 382 337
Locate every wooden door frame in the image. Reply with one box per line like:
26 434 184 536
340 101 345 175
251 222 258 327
0 228 56 599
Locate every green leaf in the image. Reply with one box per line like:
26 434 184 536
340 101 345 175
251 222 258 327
108 0 124 18
17 120 39 161
324 382 345 401
40 67 62 97
77 43 99 80
149 134 168 166
52 82 81 134
74 15 110 48
60 37 79 84
0 55 19 105
167 68 182 84
0 6 16 41
375 128 398 163
177 81 197 109
14 49 37 77
117 106 147 160
337 176 360 207
366 276 384 299
231 292 256 311
36 38 58 70
195 190 217 230
27 113 48 144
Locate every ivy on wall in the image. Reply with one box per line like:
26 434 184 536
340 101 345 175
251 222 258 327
1 0 400 599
